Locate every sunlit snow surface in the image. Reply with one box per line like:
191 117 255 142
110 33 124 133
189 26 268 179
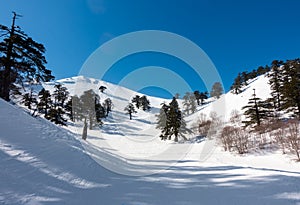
1 74 300 205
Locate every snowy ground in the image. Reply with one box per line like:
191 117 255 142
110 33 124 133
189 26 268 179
1 74 300 204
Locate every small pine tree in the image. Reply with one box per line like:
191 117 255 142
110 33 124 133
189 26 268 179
99 85 107 93
210 82 223 99
37 88 52 118
124 103 137 120
132 95 141 109
140 95 151 111
231 73 243 94
103 98 113 117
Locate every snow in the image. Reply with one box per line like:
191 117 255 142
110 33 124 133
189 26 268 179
1 73 300 204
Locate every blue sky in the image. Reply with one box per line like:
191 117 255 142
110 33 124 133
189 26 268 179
1 0 300 98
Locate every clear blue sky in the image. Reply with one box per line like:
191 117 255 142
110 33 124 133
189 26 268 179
1 0 300 98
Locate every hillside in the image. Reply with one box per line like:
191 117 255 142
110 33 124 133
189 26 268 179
1 74 300 204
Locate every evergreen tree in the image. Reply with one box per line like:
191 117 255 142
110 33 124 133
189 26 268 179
231 73 243 94
22 89 37 111
193 90 201 105
53 83 69 108
156 103 169 132
157 97 189 142
65 98 73 121
268 60 284 111
37 88 52 118
281 59 300 118
210 82 223 99
132 95 141 109
199 91 208 105
124 103 137 120
242 89 272 127
99 85 107 93
241 71 249 86
103 98 113 117
47 106 67 126
140 95 151 111
0 12 54 101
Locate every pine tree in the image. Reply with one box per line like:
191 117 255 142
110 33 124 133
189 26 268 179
132 95 141 109
103 98 113 117
194 90 201 105
37 88 52 118
53 84 69 108
0 12 54 101
99 85 107 93
268 60 284 111
242 89 272 127
281 59 300 118
231 73 243 94
140 95 151 111
157 97 189 142
124 103 137 120
210 82 223 99
199 91 208 105
22 89 37 111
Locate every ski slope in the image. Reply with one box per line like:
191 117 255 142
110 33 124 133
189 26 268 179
1 74 300 204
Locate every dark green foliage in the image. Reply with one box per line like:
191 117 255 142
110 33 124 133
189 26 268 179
140 95 151 111
124 103 137 120
47 107 67 126
53 83 69 108
103 98 113 117
99 85 107 93
37 88 52 118
157 97 190 142
132 95 141 109
242 89 272 127
230 73 243 94
47 84 69 126
280 59 300 118
268 60 284 111
22 89 37 111
194 90 208 105
131 95 150 111
0 12 54 101
210 82 223 99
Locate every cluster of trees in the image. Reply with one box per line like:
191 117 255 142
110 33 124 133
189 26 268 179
231 65 270 94
242 59 300 128
124 95 151 120
0 12 54 102
156 97 191 142
20 83 113 128
222 59 300 159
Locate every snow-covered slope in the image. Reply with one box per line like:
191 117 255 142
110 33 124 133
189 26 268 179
1 97 300 205
1 74 300 204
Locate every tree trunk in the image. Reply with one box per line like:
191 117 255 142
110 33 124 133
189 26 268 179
82 118 87 140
